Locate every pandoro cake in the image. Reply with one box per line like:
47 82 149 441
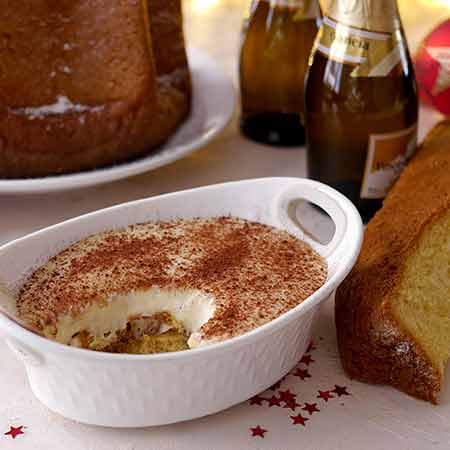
0 0 191 178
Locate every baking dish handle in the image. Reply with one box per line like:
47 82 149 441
273 179 363 271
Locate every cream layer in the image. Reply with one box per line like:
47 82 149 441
49 288 216 349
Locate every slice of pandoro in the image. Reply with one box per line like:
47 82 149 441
335 120 450 404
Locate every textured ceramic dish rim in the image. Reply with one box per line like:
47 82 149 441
0 46 235 194
0 178 363 363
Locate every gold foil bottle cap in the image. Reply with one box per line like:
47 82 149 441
327 0 401 33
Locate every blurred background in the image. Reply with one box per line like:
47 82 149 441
182 0 449 138
184 0 450 53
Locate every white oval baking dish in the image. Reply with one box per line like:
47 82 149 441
0 177 363 427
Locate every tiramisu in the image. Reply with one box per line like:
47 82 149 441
17 217 327 354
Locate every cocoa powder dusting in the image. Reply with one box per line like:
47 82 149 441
17 217 327 342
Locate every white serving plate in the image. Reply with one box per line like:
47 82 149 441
0 178 363 427
0 47 235 194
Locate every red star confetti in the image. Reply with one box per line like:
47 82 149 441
317 390 334 402
332 385 350 397
292 367 311 380
278 389 296 403
290 414 309 426
269 377 286 391
267 395 282 407
306 341 317 353
300 354 315 366
250 425 267 438
283 398 302 411
249 394 266 406
302 402 320 415
4 426 25 439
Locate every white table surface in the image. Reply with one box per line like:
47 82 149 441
0 1 448 448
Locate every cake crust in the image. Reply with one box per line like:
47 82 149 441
335 120 450 403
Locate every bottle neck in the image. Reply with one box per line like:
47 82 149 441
252 0 320 18
327 0 401 33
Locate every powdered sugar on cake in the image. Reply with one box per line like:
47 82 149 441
158 68 190 89
10 96 104 120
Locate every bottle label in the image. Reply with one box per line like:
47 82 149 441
264 0 320 19
312 16 407 77
360 125 417 199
